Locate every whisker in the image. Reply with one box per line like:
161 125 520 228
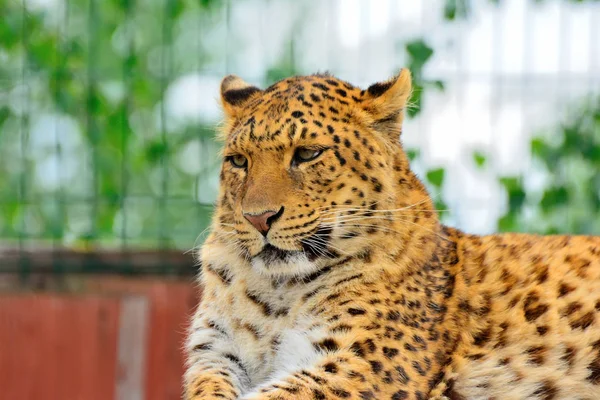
305 235 349 256
302 236 331 255
186 224 216 255
321 208 444 215
322 215 400 224
302 232 350 256
324 216 449 243
301 238 328 258
318 193 442 213
316 200 383 210
324 227 393 254
324 223 403 236
320 201 437 216
322 209 449 223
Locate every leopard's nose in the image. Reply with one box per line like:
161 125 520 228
243 207 284 236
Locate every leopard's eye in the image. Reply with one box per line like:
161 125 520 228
227 154 248 168
293 148 323 165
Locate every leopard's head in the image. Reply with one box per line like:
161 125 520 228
208 70 436 278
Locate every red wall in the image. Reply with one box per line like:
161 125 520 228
0 278 200 400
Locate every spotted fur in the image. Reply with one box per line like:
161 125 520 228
184 70 600 400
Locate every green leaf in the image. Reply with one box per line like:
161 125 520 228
435 199 449 218
531 138 548 158
540 187 569 212
406 149 420 161
0 106 10 126
498 212 517 232
531 137 561 168
199 0 224 9
444 2 457 20
473 152 487 168
405 40 434 72
145 141 169 164
443 0 470 21
426 168 445 188
430 80 445 91
499 177 526 212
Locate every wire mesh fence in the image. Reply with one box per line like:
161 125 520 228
1 0 599 278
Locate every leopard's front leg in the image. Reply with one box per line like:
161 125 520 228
184 310 249 400
239 345 436 400
239 323 446 399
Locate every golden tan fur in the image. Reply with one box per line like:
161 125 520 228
184 70 600 400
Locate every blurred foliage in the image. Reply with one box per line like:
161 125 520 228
411 0 600 231
0 0 598 261
0 0 223 248
498 97 600 234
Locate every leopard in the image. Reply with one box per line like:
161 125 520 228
184 68 600 400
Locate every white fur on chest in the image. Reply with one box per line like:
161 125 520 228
271 328 322 379
241 326 326 399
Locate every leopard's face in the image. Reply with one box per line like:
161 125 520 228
212 71 413 277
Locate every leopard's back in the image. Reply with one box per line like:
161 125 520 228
440 232 600 399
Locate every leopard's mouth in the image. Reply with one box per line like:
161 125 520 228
256 244 299 264
255 225 337 264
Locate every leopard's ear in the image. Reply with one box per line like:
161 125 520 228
361 69 412 139
220 75 262 119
